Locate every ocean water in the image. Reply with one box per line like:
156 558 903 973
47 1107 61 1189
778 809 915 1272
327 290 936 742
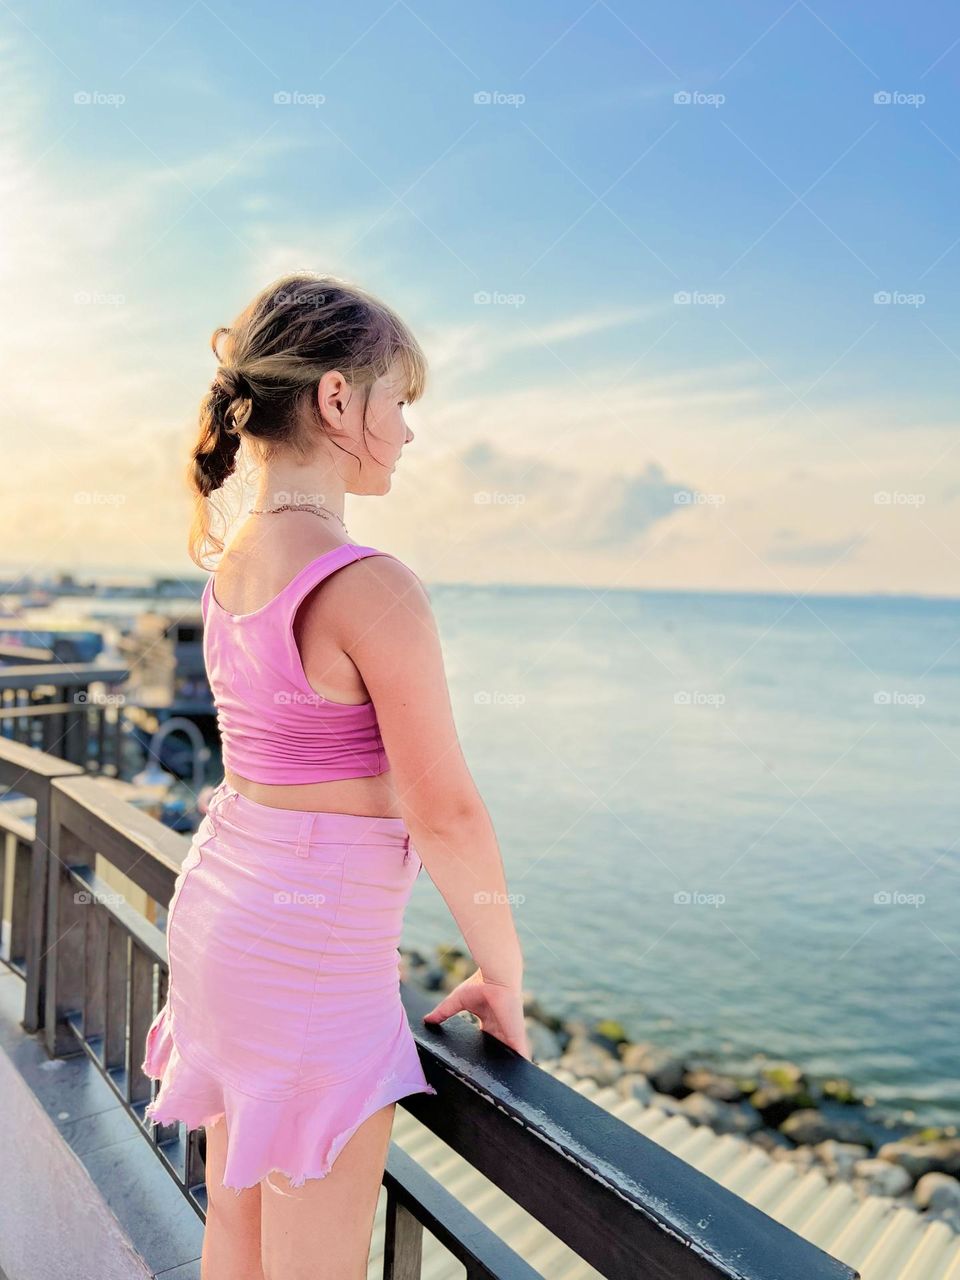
403 585 960 1128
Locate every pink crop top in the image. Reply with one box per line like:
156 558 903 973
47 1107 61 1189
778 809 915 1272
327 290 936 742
200 544 406 784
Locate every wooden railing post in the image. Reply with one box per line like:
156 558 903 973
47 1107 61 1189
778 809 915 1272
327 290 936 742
0 740 87 1034
44 784 91 1056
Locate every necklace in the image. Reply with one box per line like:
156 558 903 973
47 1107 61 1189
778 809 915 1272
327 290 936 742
248 502 349 536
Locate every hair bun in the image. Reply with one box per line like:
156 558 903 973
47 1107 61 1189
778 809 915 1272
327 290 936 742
214 365 252 402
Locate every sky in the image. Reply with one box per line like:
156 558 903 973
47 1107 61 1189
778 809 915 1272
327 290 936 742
1 1 958 595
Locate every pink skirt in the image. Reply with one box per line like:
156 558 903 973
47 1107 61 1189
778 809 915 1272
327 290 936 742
141 779 437 1194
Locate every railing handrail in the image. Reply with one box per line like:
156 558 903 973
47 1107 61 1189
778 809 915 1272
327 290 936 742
0 663 129 690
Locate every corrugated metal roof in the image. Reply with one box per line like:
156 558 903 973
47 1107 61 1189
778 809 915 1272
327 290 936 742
366 1060 960 1279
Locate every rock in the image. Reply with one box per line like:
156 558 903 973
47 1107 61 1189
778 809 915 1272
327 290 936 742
683 1069 745 1102
616 1073 655 1106
524 997 565 1033
780 1110 835 1146
435 944 469 972
560 1034 623 1086
525 1018 563 1063
440 954 474 990
780 1109 874 1148
814 1140 871 1178
759 1060 807 1090
750 1129 793 1154
679 1093 725 1128
649 1091 689 1117
854 1158 914 1197
821 1077 859 1105
750 1086 805 1128
619 1043 686 1095
590 1019 630 1055
718 1102 764 1136
783 1144 817 1171
418 964 447 991
877 1138 960 1181
914 1172 960 1214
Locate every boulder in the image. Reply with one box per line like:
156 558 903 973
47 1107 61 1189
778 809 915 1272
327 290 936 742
682 1069 745 1102
525 1018 563 1063
877 1138 960 1181
678 1093 725 1128
821 1077 859 1105
560 1034 623 1086
616 1073 655 1106
619 1043 686 1095
750 1086 804 1128
780 1109 874 1148
914 1172 960 1214
814 1140 871 1178
590 1019 631 1056
854 1158 914 1198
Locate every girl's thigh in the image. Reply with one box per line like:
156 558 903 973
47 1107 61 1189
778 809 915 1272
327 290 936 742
260 1101 397 1280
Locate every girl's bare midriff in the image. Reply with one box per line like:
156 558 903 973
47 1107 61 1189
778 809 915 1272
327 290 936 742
223 766 402 818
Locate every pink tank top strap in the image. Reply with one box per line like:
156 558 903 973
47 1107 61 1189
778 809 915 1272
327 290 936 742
278 544 419 617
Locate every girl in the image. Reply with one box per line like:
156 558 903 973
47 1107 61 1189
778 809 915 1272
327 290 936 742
142 272 528 1280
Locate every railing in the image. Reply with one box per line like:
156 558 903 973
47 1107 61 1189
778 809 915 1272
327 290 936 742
0 663 129 775
0 737 860 1280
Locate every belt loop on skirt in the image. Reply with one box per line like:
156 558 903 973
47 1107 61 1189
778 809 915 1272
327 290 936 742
294 810 316 859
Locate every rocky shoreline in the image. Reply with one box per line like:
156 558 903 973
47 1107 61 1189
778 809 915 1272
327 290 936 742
402 944 960 1235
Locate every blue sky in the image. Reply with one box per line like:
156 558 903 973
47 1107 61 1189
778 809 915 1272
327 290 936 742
2 1 958 593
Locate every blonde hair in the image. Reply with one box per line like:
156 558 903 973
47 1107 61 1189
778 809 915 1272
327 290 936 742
187 272 428 569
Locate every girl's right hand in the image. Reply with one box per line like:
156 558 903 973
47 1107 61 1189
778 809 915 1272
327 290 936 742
422 968 531 1060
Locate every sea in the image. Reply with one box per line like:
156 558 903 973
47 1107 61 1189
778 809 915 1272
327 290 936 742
403 583 960 1130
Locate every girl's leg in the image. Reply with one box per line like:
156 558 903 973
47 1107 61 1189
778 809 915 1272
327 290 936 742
260 1101 396 1280
201 1115 264 1280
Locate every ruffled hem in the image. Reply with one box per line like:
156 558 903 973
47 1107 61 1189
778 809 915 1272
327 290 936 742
141 1003 437 1195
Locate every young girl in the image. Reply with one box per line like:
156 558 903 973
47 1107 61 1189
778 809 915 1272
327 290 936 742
142 272 528 1280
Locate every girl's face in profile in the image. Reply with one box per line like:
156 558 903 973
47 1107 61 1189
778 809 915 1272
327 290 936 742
320 363 414 495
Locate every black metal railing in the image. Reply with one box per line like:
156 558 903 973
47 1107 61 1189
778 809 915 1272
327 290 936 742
0 737 859 1280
